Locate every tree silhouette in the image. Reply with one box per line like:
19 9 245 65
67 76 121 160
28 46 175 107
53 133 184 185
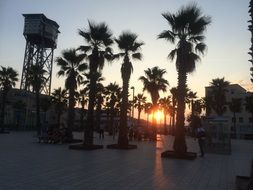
56 48 87 133
158 3 211 154
139 66 169 107
78 21 113 145
208 77 230 116
0 66 18 132
27 64 46 135
51 87 68 129
133 93 147 127
114 31 143 148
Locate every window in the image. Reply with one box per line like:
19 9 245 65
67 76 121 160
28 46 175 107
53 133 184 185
249 117 253 123
239 117 243 123
232 117 236 122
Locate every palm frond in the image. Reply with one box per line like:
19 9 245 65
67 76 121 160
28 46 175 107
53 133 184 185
168 49 177 61
78 45 92 53
195 43 207 55
132 53 143 60
158 30 175 43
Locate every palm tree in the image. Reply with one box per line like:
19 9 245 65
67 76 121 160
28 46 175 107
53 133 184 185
82 71 105 132
202 96 212 116
105 82 121 135
0 66 18 132
159 96 171 134
209 77 230 116
229 98 242 138
78 21 113 146
51 87 68 129
158 3 211 154
139 67 169 107
144 102 153 128
133 93 147 127
56 48 87 133
27 64 47 135
114 31 144 148
245 94 253 127
78 88 88 130
170 87 178 133
186 90 197 115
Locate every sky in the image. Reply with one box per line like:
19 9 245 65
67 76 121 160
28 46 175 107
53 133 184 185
0 0 252 103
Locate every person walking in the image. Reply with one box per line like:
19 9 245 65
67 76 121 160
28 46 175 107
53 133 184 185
99 123 105 139
196 126 206 157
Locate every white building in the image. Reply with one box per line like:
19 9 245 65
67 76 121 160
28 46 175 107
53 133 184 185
205 84 253 139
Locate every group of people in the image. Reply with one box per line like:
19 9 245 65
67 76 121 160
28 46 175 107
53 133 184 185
39 124 73 144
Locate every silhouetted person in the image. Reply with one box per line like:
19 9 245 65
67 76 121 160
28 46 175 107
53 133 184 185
99 123 105 139
196 126 206 157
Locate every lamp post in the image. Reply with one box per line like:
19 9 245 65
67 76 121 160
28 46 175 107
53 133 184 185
130 86 135 120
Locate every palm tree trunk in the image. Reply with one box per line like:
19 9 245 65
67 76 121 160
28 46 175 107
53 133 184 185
172 102 175 134
85 73 96 145
118 77 129 146
68 86 75 133
164 112 167 134
138 109 141 126
173 69 187 154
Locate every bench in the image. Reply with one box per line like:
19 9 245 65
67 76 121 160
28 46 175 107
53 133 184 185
236 159 253 190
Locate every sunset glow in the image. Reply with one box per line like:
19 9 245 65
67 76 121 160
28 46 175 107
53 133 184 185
154 110 164 122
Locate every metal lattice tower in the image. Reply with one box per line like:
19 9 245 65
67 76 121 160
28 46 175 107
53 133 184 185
20 14 60 95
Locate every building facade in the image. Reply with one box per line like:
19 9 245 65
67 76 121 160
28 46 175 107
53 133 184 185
205 84 253 139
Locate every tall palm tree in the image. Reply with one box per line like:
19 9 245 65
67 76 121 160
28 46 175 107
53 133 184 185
144 102 153 128
105 82 121 135
229 98 242 137
51 87 68 128
27 64 47 135
202 96 212 116
56 48 87 133
78 88 88 130
186 90 197 118
83 71 105 131
159 96 171 134
114 31 144 147
170 87 178 132
158 3 211 154
209 77 230 116
133 93 147 126
79 21 113 145
0 66 18 132
139 66 169 107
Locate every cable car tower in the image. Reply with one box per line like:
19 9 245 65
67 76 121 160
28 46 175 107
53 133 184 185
20 14 60 95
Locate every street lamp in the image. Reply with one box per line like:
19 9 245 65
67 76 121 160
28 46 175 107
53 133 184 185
130 86 135 120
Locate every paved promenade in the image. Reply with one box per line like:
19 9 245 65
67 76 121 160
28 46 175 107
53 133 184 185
0 132 252 190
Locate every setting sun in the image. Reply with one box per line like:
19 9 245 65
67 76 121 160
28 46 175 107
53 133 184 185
154 110 164 122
